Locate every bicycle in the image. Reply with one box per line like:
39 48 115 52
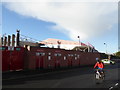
94 69 105 84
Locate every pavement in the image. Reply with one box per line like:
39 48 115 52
2 61 120 89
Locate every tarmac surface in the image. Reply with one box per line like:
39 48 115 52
2 61 120 89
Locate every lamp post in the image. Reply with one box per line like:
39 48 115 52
104 43 107 54
78 36 81 46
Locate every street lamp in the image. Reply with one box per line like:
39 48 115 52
104 43 107 54
78 36 81 46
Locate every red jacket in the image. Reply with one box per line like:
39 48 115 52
94 62 104 68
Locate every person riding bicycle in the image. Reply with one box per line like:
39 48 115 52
94 58 104 76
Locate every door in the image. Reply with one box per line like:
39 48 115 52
54 53 61 68
36 52 44 69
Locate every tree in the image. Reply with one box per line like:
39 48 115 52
115 51 120 57
72 46 81 51
72 46 88 52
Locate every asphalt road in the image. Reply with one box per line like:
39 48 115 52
2 62 120 89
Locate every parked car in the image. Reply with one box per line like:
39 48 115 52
101 59 115 65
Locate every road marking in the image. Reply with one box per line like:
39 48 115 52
109 83 119 90
109 87 113 90
115 83 118 86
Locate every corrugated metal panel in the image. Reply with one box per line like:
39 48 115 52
9 47 25 71
2 46 10 71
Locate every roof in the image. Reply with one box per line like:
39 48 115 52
39 38 87 46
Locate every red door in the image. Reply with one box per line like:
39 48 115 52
54 53 61 68
68 54 72 67
36 56 39 69
36 52 44 69
40 56 43 68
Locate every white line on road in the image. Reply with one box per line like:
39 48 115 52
109 83 119 90
109 87 113 90
115 83 118 86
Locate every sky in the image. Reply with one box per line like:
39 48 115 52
1 0 119 54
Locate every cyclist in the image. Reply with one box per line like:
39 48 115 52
94 58 104 77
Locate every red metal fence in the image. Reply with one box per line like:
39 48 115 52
1 46 25 72
1 46 100 72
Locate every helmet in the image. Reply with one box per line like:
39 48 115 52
96 58 99 61
96 58 101 62
97 60 101 62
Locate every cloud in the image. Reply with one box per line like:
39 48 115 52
3 0 117 41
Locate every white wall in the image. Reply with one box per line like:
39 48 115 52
45 44 80 50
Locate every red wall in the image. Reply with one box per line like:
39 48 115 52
25 48 100 70
80 52 100 66
2 46 25 72
2 47 10 71
2 46 100 72
24 51 36 70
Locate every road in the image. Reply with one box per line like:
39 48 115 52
2 62 120 89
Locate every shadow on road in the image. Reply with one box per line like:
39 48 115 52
2 63 120 88
3 66 95 85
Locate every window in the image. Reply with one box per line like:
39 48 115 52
16 48 21 51
36 52 39 56
54 53 61 56
54 53 57 56
8 47 14 51
68 54 71 56
36 52 45 56
0 47 5 50
58 53 61 56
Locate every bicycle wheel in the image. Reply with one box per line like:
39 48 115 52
95 73 100 84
